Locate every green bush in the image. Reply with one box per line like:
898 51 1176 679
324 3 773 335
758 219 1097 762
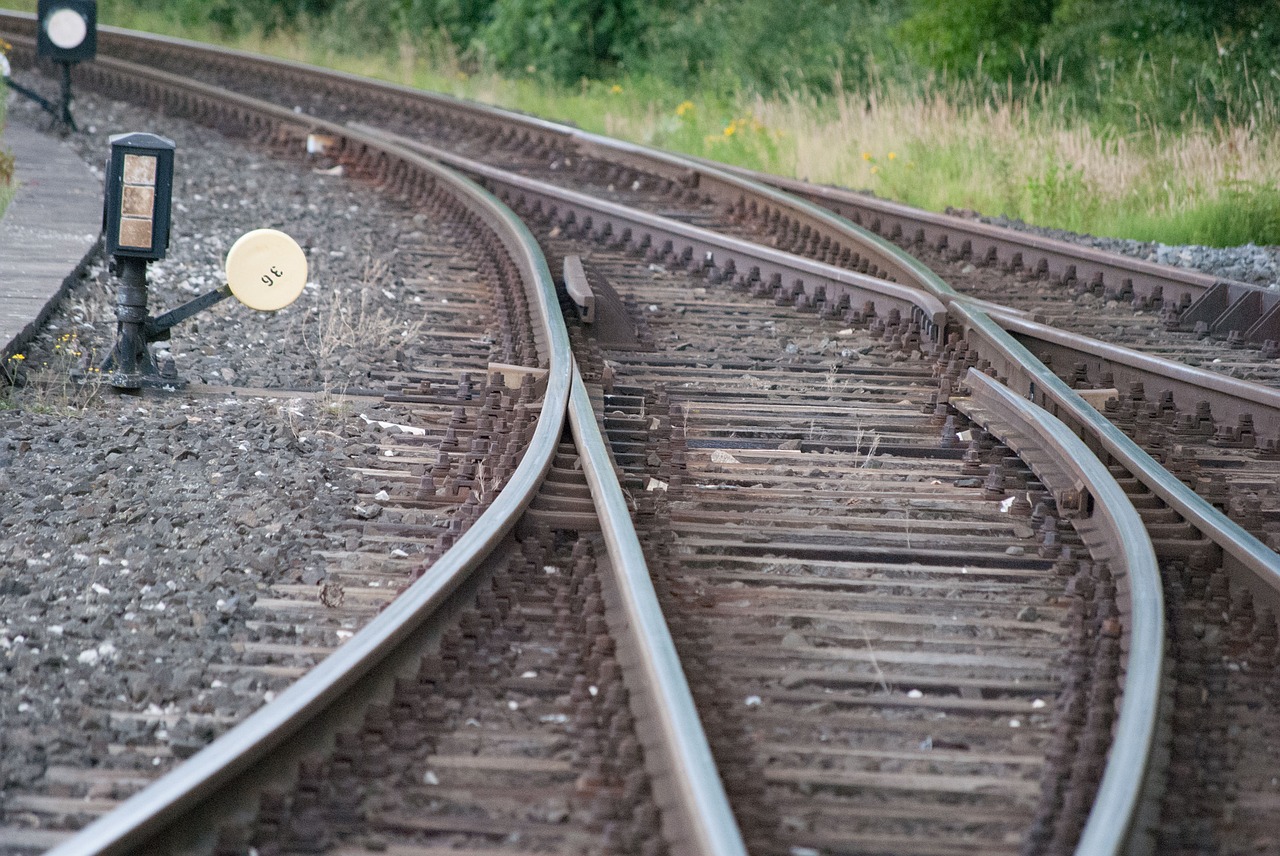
620 0 897 95
895 0 1054 83
1041 0 1280 127
480 0 642 82
90 0 1280 130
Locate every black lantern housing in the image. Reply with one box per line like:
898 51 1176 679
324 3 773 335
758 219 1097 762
37 0 97 64
104 132 175 261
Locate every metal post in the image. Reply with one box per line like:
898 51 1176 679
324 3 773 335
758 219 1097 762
58 61 77 131
109 257 152 389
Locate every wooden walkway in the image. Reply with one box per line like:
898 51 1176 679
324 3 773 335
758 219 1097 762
0 114 101 360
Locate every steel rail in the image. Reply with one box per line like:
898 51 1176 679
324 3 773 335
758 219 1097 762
41 121 575 856
957 368 1165 856
987 305 1280 433
954 299 1280 594
348 121 948 333
715 163 1246 304
4 19 1275 851
9 51 751 856
567 363 748 856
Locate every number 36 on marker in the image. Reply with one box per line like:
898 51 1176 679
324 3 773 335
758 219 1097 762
225 229 308 311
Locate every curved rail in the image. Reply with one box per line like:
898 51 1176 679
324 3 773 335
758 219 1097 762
22 58 750 856
950 301 1280 595
347 121 947 333
957 369 1165 856
41 120 575 856
988 306 1280 436
721 163 1270 321
568 364 747 856
7 17 1279 853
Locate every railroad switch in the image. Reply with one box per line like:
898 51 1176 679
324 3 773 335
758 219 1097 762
99 133 307 390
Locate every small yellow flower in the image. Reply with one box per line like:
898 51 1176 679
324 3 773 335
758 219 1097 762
870 165 880 175
676 100 694 117
723 123 737 137
10 354 24 361
887 151 897 160
861 151 872 161
610 84 623 94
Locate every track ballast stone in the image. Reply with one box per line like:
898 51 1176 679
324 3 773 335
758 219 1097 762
0 88 450 847
949 207 1280 288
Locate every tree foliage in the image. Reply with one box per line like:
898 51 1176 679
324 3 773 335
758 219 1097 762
895 0 1054 82
111 0 1280 128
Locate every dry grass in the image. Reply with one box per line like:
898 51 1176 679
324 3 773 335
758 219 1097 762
297 259 424 396
749 82 1280 241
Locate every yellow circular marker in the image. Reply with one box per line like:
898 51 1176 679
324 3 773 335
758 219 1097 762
225 229 308 311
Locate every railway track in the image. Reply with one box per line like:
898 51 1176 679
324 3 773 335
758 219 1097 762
29 12 1277 546
1 12 1280 856
2 40 739 856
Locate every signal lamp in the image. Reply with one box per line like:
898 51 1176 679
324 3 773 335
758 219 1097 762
104 133 175 261
97 134 307 391
37 0 97 64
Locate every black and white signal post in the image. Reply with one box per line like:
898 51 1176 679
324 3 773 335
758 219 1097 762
37 0 96 129
99 133 308 390
102 132 175 389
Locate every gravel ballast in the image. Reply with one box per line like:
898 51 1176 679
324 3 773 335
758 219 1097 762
1 87 484 844
952 208 1280 288
3 62 1277 847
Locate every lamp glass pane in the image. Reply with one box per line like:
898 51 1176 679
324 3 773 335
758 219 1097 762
118 218 153 249
121 185 155 218
123 154 157 185
45 8 87 49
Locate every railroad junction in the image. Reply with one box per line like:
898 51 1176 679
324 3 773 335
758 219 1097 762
3 14 1280 856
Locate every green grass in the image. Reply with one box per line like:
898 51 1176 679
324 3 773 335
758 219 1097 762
5 2 1279 247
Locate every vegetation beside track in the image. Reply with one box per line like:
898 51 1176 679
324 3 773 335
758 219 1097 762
1 38 13 218
3 0 1279 246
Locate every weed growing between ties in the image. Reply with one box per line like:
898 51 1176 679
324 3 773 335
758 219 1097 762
295 258 423 401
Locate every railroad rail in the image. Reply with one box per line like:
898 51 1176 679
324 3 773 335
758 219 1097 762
7 10 1271 452
1 40 740 856
745 170 1280 346
2 12 1279 856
